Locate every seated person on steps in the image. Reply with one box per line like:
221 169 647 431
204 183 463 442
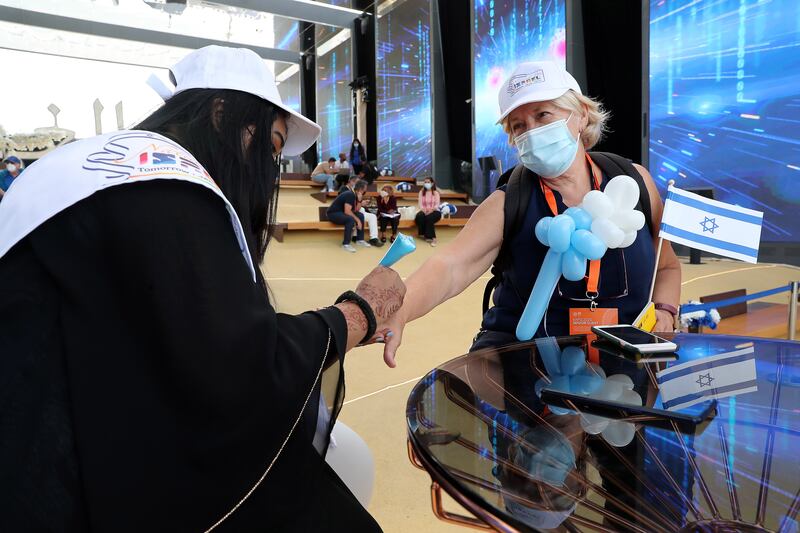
415 177 441 247
377 184 400 243
334 152 351 191
336 176 383 248
311 157 338 192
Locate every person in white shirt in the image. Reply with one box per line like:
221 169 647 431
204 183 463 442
311 157 338 191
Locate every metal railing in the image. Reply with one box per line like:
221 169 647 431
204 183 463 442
680 281 800 340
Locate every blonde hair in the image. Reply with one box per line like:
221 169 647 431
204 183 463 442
502 90 610 150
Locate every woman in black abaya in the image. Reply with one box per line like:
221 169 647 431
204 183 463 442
0 46 400 532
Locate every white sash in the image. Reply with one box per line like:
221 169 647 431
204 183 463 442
0 130 256 281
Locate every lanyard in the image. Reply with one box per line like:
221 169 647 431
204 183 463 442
539 154 602 299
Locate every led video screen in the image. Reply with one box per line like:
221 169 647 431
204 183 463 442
473 0 566 174
376 0 432 178
650 0 800 242
317 38 354 161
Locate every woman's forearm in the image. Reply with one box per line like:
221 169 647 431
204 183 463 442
400 255 455 323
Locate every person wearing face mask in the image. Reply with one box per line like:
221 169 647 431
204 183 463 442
0 46 401 531
327 177 372 252
414 177 441 247
349 138 366 175
0 156 23 201
375 60 680 369
377 185 399 243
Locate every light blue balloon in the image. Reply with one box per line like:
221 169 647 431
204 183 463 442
534 217 552 246
571 229 607 260
516 249 562 341
561 247 587 282
544 375 573 415
564 207 593 231
570 373 604 395
547 215 575 253
535 337 563 376
560 345 587 376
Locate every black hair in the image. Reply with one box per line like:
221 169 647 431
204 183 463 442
354 179 368 192
328 157 336 163
135 89 287 291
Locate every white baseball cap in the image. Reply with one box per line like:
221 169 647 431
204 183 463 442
497 61 582 124
157 45 321 157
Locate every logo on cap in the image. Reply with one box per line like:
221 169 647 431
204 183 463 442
507 70 545 96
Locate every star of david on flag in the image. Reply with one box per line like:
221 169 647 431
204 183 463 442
659 185 764 263
656 346 757 411
700 217 719 234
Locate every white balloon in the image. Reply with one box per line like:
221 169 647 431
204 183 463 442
596 379 624 401
619 389 643 407
606 374 634 390
591 218 625 248
602 420 636 447
604 175 640 210
581 190 615 220
618 231 637 248
580 413 609 435
588 363 607 379
325 422 375 508
610 210 645 232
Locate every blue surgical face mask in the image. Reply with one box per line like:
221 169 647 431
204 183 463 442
514 113 579 178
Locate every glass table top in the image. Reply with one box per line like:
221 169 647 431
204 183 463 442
406 334 800 532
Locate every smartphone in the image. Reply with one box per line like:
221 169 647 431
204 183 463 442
540 388 716 433
591 325 678 353
591 339 678 363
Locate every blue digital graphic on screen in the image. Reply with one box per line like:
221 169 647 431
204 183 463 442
474 0 566 174
650 0 800 242
377 0 432 177
317 39 354 161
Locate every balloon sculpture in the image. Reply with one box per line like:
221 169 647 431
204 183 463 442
516 175 646 341
534 341 642 447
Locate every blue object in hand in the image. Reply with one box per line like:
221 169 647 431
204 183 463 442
378 232 416 267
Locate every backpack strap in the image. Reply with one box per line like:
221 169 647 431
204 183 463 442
588 151 654 236
482 164 532 314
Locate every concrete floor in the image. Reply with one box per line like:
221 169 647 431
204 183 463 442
266 187 800 532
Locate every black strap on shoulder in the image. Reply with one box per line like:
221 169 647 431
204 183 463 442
588 151 653 236
482 164 532 314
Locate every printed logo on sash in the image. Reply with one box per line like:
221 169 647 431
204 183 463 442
0 131 256 281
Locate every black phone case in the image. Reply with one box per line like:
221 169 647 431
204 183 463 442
540 388 716 433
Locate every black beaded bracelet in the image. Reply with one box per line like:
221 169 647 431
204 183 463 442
335 290 377 345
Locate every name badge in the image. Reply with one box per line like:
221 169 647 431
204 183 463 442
569 308 619 335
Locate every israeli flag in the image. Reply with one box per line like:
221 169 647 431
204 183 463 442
656 346 757 411
660 185 763 263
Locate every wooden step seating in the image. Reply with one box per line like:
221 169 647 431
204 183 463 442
310 184 469 204
285 204 479 232
696 288 800 339
280 173 415 188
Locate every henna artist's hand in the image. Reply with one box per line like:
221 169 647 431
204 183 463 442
356 266 405 326
335 267 405 353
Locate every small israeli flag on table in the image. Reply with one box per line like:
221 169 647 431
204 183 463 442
660 185 763 264
656 346 757 411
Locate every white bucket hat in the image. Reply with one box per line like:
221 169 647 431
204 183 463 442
149 45 320 156
497 61 582 124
